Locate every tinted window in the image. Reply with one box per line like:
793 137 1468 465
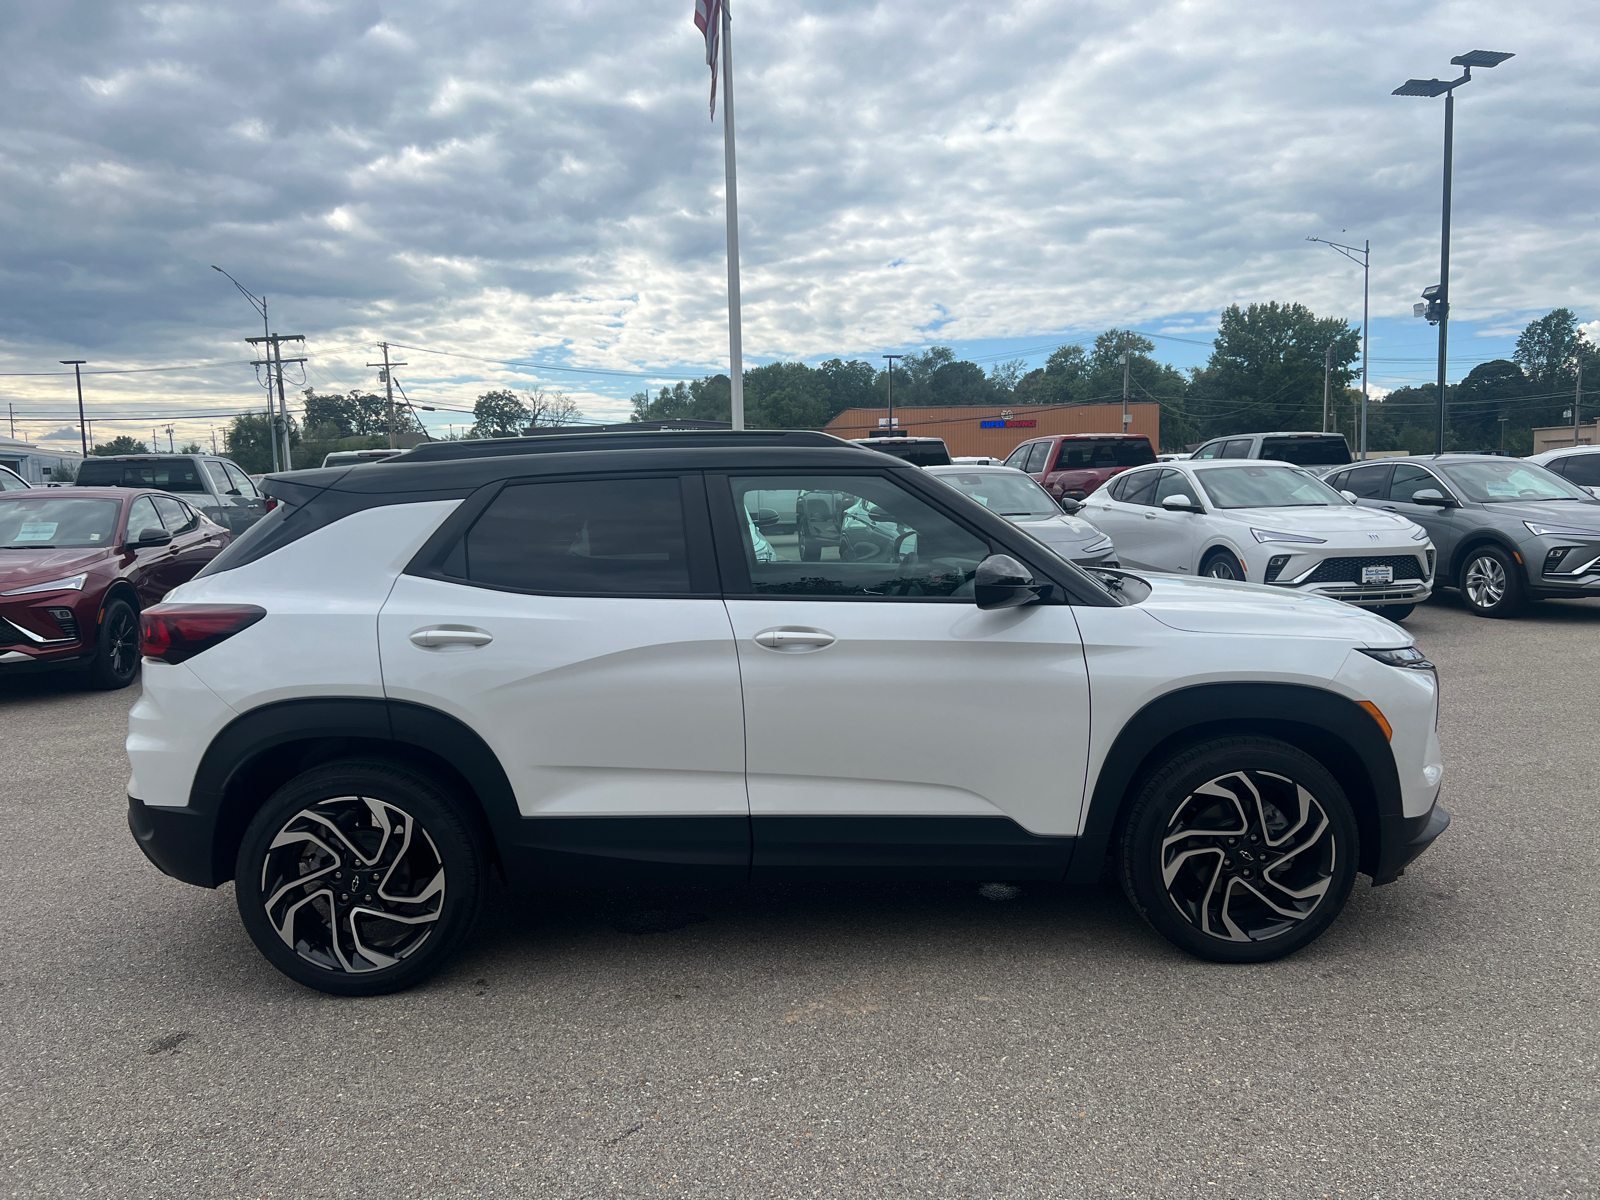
1556 455 1600 487
1152 470 1195 506
1260 436 1350 466
152 495 198 533
0 496 120 548
1389 464 1451 504
127 496 163 541
1220 439 1253 459
462 477 691 594
223 463 261 499
1105 473 1131 501
1023 442 1052 473
1119 469 1161 506
75 458 208 493
729 475 989 599
1339 464 1392 499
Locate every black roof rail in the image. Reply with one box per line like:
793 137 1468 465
383 428 856 464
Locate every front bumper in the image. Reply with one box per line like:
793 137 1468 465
128 795 222 887
1296 580 1433 608
1372 796 1450 885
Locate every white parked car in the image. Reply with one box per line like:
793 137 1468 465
125 430 1447 995
1081 460 1435 620
1524 445 1600 496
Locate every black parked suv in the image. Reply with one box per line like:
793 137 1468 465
75 454 270 533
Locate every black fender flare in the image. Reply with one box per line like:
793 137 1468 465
1448 533 1526 586
1065 682 1403 885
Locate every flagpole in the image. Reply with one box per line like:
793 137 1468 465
720 0 745 430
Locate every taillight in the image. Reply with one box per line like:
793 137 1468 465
264 498 277 511
140 604 266 664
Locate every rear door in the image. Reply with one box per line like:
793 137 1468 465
712 469 1090 878
122 495 178 607
377 472 749 884
149 495 225 594
1082 467 1160 567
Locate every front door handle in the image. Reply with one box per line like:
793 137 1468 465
1144 511 1158 519
753 628 835 652
1381 505 1398 512
409 626 493 648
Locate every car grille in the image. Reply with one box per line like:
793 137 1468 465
1302 554 1425 584
0 616 28 646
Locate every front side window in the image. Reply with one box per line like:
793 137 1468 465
461 477 691 594
1191 442 1223 460
203 462 233 495
0 465 30 491
1152 469 1196 506
1389 464 1454 504
729 475 989 599
1437 459 1585 504
0 496 120 549
1003 444 1032 470
223 463 261 498
1220 439 1254 459
126 496 163 542
1195 466 1344 509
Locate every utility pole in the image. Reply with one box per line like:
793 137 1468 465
214 266 281 472
60 360 87 458
1576 360 1585 448
368 343 407 448
882 355 903 435
1322 344 1334 433
1498 416 1509 453
165 424 175 453
7 403 13 439
1120 332 1132 433
247 333 306 470
1307 237 1371 457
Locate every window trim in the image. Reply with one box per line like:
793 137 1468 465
402 470 720 599
1388 462 1456 505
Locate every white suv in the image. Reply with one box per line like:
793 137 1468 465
125 430 1449 996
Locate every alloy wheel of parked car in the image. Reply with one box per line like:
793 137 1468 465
1120 737 1358 963
86 598 140 690
1460 545 1525 618
1201 550 1245 581
235 760 483 995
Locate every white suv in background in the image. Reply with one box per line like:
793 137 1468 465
125 431 1449 995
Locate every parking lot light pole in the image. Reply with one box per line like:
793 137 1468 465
1307 236 1370 458
1393 50 1514 457
60 360 87 457
882 354 903 435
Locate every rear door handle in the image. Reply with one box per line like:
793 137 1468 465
1381 505 1397 512
754 628 835 652
409 626 494 648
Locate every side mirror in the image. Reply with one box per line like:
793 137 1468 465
864 503 894 522
753 507 780 530
1340 490 1359 503
1411 489 1453 506
133 527 173 548
1161 493 1201 513
1586 486 1600 500
1058 496 1083 515
974 553 1049 610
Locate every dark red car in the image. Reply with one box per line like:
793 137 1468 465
1000 433 1157 501
0 488 229 689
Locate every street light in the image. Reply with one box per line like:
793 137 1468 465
60 360 87 457
1393 49 1514 456
212 265 286 473
1307 236 1370 459
882 355 904 436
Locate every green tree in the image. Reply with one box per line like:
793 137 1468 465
1187 303 1359 439
1514 308 1586 390
928 360 994 405
179 441 203 455
93 435 149 456
471 389 529 438
224 410 299 474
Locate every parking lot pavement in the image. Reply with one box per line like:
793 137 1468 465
3 594 1598 1200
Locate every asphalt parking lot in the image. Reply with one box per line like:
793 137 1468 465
3 592 1598 1200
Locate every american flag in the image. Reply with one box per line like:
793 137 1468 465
693 0 722 119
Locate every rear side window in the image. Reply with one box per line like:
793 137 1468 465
1559 455 1600 486
1119 469 1161 506
1261 436 1350 466
462 478 691 595
151 495 198 533
1339 464 1392 499
76 458 207 493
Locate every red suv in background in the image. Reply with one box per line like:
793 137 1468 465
1001 434 1157 501
0 488 229 689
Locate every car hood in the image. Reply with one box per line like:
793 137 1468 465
1008 512 1109 547
1213 505 1414 533
1135 572 1408 644
0 548 110 591
1477 499 1600 528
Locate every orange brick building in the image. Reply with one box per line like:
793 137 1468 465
822 402 1162 458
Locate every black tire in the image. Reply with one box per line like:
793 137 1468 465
1373 604 1415 621
798 528 821 562
1119 736 1359 964
1200 549 1246 581
235 759 485 996
85 597 140 690
1458 544 1525 618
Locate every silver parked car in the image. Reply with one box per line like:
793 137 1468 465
73 454 270 534
1325 454 1600 617
925 464 1118 567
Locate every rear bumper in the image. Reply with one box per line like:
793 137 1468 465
128 795 222 887
1371 795 1450 885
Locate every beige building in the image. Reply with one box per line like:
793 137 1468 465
823 402 1162 457
1531 421 1598 454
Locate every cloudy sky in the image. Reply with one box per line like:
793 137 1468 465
0 0 1595 450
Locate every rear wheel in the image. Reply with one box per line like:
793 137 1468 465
1373 604 1414 621
798 526 821 562
235 759 485 996
1459 545 1525 618
85 598 139 690
1119 736 1358 963
1200 550 1246 581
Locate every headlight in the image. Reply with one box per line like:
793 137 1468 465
1250 528 1327 545
1 572 88 596
1524 520 1600 537
1410 526 1430 541
1358 645 1435 670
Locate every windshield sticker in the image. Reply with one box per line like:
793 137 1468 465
1484 481 1520 497
15 522 57 542
89 533 101 541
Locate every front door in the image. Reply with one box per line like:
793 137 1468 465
1383 463 1461 565
713 471 1091 880
378 473 749 884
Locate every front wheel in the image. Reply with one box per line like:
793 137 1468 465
1119 737 1358 963
1200 550 1246 581
1460 545 1525 618
235 759 485 996
85 597 140 690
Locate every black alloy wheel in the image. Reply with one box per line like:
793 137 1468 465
1373 604 1415 621
1120 736 1358 963
1459 544 1526 618
86 597 140 690
798 525 821 562
1201 550 1246 581
235 760 484 996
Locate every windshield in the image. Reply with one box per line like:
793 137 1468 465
0 496 120 549
1439 460 1588 503
1194 465 1345 509
932 470 1058 517
1260 436 1350 466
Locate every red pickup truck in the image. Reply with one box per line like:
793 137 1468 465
1000 434 1157 501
